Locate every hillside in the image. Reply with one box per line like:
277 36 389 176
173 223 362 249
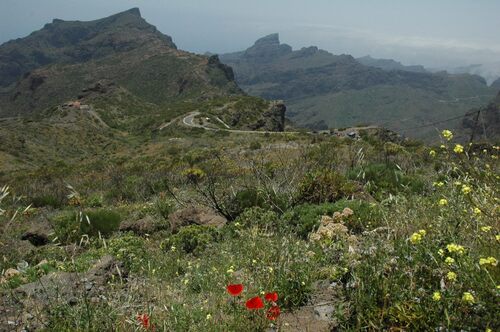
220 34 496 139
357 55 427 73
491 77 500 90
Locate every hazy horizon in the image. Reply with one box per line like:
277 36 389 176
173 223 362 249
2 0 500 82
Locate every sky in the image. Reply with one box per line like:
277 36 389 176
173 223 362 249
2 0 500 82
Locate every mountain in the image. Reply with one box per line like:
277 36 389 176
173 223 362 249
444 62 500 86
491 77 500 90
356 55 427 73
460 91 500 141
0 8 242 117
0 10 287 170
220 34 496 138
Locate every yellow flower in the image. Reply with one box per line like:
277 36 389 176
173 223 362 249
429 150 436 157
454 181 462 186
410 232 423 244
481 226 491 232
433 181 444 188
473 207 482 215
438 199 448 206
442 130 453 141
446 243 465 255
453 144 464 154
440 144 446 149
418 229 426 236
462 292 475 304
438 249 444 257
206 313 212 320
479 257 497 267
226 265 235 273
496 235 500 241
446 271 457 281
432 291 442 301
445 257 455 265
461 185 472 195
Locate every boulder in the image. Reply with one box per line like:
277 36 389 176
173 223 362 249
168 206 227 233
119 215 162 235
20 217 53 246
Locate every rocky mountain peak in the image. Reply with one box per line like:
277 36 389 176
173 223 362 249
244 33 292 59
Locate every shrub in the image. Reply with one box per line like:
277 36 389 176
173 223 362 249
82 209 122 237
162 225 219 254
31 194 63 208
347 163 425 198
296 170 355 204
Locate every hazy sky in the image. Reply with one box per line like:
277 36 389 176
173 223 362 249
2 0 500 80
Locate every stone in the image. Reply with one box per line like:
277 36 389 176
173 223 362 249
119 215 161 235
20 218 53 246
4 268 20 279
168 206 227 233
314 304 335 321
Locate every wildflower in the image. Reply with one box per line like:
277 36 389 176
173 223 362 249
453 144 464 154
473 207 482 215
481 226 491 232
445 257 455 265
429 150 436 157
170 246 176 252
479 257 497 267
446 271 457 282
245 296 264 310
226 265 235 273
226 284 244 296
438 199 448 206
440 144 446 149
301 281 306 286
496 235 500 241
410 232 423 244
266 305 281 320
454 181 462 186
418 229 426 236
442 130 453 141
438 249 444 257
462 292 475 304
265 292 278 302
446 243 465 255
461 185 472 195
432 291 442 301
183 279 189 285
137 314 151 329
433 181 445 187
206 313 212 320
252 259 257 264
268 267 274 272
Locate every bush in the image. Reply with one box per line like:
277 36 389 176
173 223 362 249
31 194 63 208
162 225 219 254
347 163 425 198
296 170 356 204
82 209 122 237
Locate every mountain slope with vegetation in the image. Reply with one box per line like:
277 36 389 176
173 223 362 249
220 34 496 138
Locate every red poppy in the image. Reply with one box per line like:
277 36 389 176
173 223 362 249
226 284 244 296
137 314 151 329
266 305 281 320
264 292 278 302
245 296 264 310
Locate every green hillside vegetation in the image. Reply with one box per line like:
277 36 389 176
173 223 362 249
1 123 498 331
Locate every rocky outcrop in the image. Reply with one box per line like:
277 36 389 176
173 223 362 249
168 206 227 233
20 217 53 246
119 215 166 235
243 33 292 59
0 255 127 331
